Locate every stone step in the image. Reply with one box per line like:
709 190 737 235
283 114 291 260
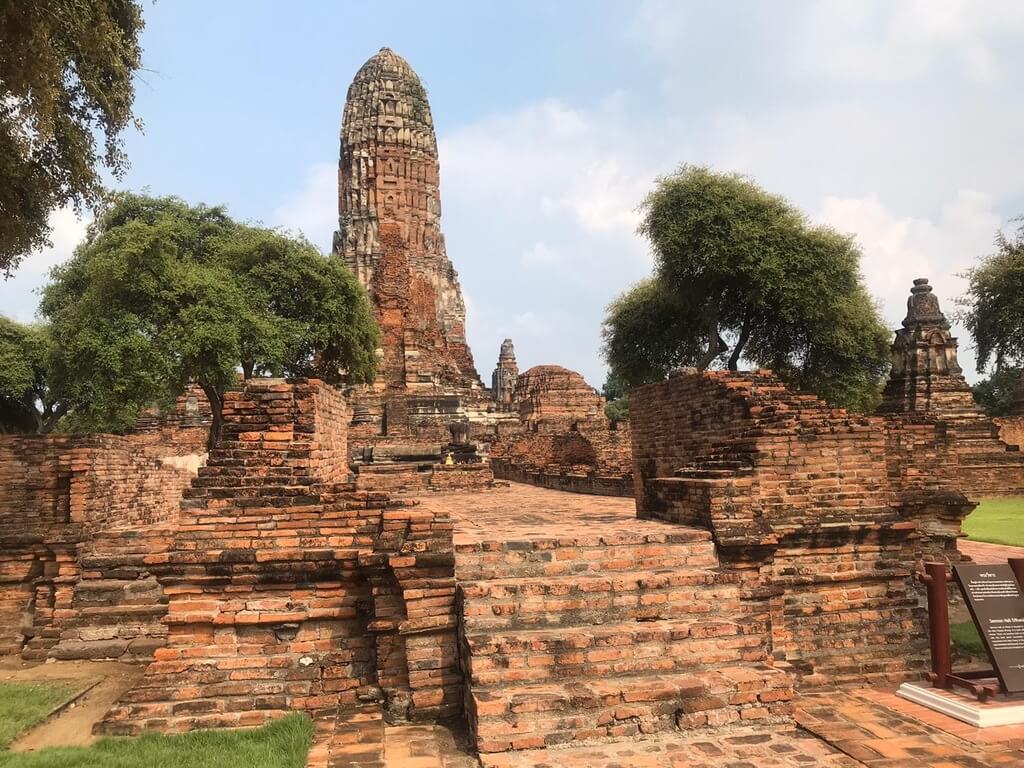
464 618 767 687
469 665 793 754
455 539 717 580
459 570 741 631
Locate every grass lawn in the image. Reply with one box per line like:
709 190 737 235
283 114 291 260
950 620 986 658
0 680 312 768
0 683 78 750
962 497 1024 547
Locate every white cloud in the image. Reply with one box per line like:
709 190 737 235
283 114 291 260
521 242 562 266
818 190 1003 377
0 206 91 323
794 0 1024 84
270 162 336 252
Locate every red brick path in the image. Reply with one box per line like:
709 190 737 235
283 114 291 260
958 538 1024 564
797 689 1024 766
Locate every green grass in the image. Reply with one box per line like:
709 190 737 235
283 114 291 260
962 497 1024 547
0 713 312 768
0 682 78 750
950 620 986 657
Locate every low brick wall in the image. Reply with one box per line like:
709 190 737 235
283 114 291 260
490 460 633 497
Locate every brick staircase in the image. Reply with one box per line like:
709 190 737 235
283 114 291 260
47 529 172 662
455 523 793 757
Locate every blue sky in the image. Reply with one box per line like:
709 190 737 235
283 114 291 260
5 0 1024 386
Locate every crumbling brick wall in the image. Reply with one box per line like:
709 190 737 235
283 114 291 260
995 417 1024 450
0 431 204 658
100 379 460 735
630 369 973 689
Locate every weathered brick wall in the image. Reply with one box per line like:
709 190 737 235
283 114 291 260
0 427 205 660
995 416 1024 450
100 378 460 734
630 369 973 690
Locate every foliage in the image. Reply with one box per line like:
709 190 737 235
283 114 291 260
962 220 1024 373
972 367 1023 417
0 1 144 275
603 166 891 412
0 681 77 749
601 371 630 421
950 621 985 658
0 712 312 768
41 193 380 447
0 317 78 434
961 496 1024 548
602 278 704 387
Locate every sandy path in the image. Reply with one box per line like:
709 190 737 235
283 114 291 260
1 658 143 751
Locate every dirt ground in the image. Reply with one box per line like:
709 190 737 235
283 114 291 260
0 657 144 751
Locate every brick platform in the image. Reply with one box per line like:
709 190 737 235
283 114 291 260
416 485 792 756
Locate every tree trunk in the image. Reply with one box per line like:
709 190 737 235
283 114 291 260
697 308 725 371
728 320 752 372
242 360 254 379
40 403 69 434
201 384 224 452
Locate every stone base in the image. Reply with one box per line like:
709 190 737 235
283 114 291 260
896 682 1024 727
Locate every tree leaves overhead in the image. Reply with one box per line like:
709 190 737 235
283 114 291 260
962 220 1024 373
41 192 380 445
0 1 144 275
603 166 891 412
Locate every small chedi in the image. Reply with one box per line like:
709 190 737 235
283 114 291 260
4 47 1024 765
878 278 1024 496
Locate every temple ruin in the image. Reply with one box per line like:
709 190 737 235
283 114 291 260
2 46 1024 766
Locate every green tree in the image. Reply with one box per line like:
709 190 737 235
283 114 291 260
600 371 630 422
603 166 891 411
972 367 1023 417
0 317 76 433
962 219 1024 373
41 193 380 448
0 1 144 276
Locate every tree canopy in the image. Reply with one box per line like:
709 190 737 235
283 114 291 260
603 166 891 412
972 366 1023 418
0 1 144 275
962 219 1024 373
40 193 380 447
0 317 79 434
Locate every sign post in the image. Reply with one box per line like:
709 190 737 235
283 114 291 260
953 563 1024 696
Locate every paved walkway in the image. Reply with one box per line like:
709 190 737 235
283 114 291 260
308 687 1024 766
797 688 1024 766
416 482 641 548
958 538 1024 564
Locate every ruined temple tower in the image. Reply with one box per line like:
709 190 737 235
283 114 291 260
491 339 518 405
335 48 485 436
